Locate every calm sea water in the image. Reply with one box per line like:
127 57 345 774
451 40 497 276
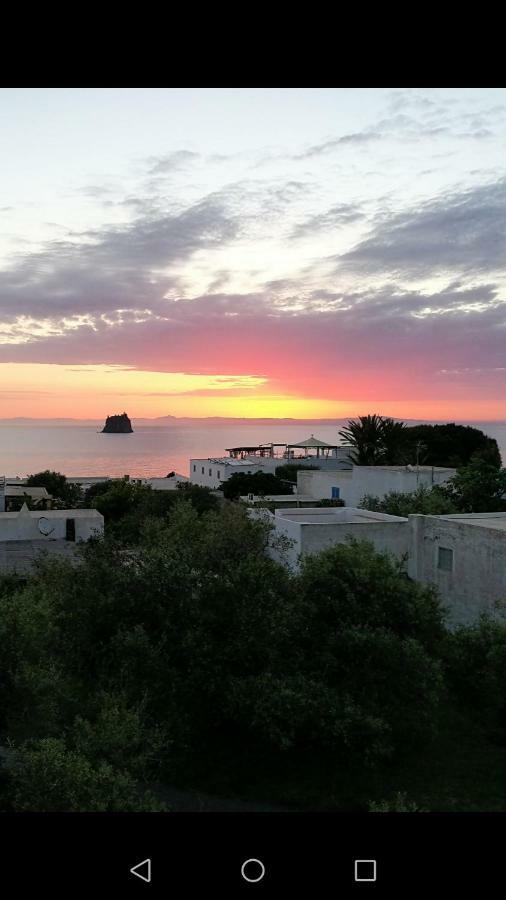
0 421 505 479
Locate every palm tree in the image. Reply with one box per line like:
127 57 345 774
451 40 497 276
339 414 408 466
339 414 387 465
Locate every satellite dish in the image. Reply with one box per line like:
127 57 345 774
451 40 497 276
38 517 55 536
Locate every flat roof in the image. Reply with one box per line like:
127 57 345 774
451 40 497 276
0 508 103 519
436 513 506 532
240 494 316 502
6 485 52 498
275 507 408 525
0 540 79 572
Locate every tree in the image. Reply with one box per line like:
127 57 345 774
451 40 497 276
404 424 502 469
275 464 319 484
339 415 409 466
5 737 166 812
444 613 506 743
220 471 293 500
439 459 506 513
360 485 458 517
244 539 446 765
90 479 148 522
26 470 82 507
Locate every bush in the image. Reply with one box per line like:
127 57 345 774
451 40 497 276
444 614 506 742
26 470 82 507
6 737 167 812
360 485 458 517
221 471 293 500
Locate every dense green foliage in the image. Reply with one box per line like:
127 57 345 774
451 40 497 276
0 497 460 811
338 416 502 469
438 459 506 513
360 485 458 517
89 479 219 541
220 471 293 500
1 486 505 812
26 470 82 507
403 423 502 469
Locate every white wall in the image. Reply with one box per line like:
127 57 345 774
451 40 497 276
269 507 410 570
297 466 455 507
0 511 104 543
189 458 274 489
408 514 506 626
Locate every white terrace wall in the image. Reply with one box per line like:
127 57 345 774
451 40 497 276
271 508 410 570
0 512 104 543
408 514 506 626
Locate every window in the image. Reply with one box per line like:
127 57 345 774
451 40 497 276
217 470 221 479
193 465 196 472
201 467 204 475
331 486 340 499
209 468 212 476
65 518 76 542
438 546 453 572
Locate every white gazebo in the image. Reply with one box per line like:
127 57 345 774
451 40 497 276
285 435 341 460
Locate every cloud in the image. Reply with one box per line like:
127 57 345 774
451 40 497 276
339 178 506 279
146 150 200 175
1 281 505 408
0 191 241 322
291 202 365 239
297 131 382 159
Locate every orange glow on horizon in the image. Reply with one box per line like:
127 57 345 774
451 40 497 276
0 363 504 422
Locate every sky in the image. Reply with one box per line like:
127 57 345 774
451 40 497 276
0 87 505 420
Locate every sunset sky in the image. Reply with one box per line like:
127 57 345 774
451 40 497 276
1 87 505 420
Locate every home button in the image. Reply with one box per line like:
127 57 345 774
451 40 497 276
241 858 265 883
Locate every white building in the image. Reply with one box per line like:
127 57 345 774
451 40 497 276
66 476 112 493
0 505 105 574
408 513 506 626
259 506 409 570
190 435 353 489
297 465 456 507
0 505 104 543
190 457 281 489
133 474 189 491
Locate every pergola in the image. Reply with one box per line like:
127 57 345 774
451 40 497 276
285 435 341 459
225 443 286 459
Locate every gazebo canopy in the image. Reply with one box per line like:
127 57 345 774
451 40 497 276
287 434 339 449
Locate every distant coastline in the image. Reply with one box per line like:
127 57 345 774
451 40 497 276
0 416 505 427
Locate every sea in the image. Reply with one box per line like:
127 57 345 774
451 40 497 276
0 421 505 480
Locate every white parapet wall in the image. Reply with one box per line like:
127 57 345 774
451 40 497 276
268 506 410 570
0 508 104 542
297 465 456 507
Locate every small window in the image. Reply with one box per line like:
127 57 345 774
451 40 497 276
201 467 204 475
65 518 76 542
331 486 340 499
217 470 221 479
193 465 196 472
438 546 453 572
209 468 212 476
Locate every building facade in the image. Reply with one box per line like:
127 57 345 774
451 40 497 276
257 506 410 571
297 465 456 507
408 513 506 626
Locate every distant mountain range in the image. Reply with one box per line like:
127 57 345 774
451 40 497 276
0 416 504 427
